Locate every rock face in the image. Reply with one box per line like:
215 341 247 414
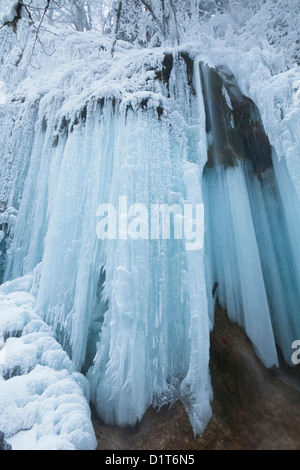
0 431 12 451
92 304 300 450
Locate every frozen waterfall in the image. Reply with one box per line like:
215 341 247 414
1 24 300 448
201 63 300 367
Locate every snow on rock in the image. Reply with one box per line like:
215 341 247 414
2 2 21 25
0 275 97 450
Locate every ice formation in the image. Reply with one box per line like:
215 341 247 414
201 63 300 367
0 12 299 449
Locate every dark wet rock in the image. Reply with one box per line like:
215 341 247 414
200 62 273 178
0 432 12 451
92 303 300 450
155 53 174 96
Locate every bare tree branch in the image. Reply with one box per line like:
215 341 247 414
111 0 122 56
28 0 52 63
140 0 165 37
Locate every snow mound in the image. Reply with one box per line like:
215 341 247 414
0 275 97 450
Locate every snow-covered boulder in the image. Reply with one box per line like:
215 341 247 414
0 274 97 450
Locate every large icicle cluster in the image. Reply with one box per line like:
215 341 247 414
3 95 211 432
0 24 213 443
203 159 300 368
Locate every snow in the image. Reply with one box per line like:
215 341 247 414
0 275 97 450
2 2 19 25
